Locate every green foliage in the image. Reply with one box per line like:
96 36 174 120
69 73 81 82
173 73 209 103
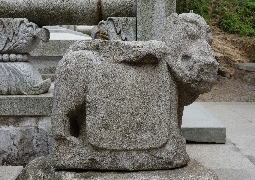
176 0 210 21
176 0 255 37
219 0 255 37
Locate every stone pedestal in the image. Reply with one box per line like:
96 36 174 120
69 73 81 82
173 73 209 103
92 17 136 41
17 157 218 180
0 18 51 95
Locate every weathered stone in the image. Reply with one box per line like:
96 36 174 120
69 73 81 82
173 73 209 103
0 62 51 95
0 18 51 95
0 166 23 180
92 17 136 41
234 63 255 86
0 18 49 54
182 103 226 143
164 13 218 95
163 13 218 126
0 84 53 115
0 117 52 166
0 0 136 26
77 26 94 36
52 40 189 170
17 156 55 180
17 157 218 180
48 13 218 172
137 0 176 41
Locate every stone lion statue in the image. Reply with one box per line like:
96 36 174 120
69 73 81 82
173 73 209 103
18 13 219 179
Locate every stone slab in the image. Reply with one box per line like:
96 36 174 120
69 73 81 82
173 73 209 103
187 140 255 180
17 157 217 180
0 83 54 116
188 102 255 180
182 102 226 143
235 63 255 72
0 117 52 166
0 166 23 180
55 159 218 180
201 102 255 163
234 63 255 85
31 26 91 57
77 26 94 36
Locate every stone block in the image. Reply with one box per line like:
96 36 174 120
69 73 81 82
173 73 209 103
0 83 53 116
92 17 136 41
0 18 51 95
234 63 255 85
0 117 52 166
182 103 226 143
137 0 176 41
0 166 23 180
235 63 255 72
30 26 92 57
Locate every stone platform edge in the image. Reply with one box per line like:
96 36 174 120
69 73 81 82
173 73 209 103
0 84 54 116
0 86 226 143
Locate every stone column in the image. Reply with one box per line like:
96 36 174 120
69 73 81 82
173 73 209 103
137 0 176 41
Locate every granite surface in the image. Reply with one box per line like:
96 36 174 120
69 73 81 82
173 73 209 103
0 62 51 95
0 83 53 115
137 0 176 41
0 18 49 54
51 40 189 170
0 18 51 95
0 0 136 26
50 13 218 171
163 13 219 126
0 117 52 166
92 17 136 41
0 166 23 180
17 157 218 180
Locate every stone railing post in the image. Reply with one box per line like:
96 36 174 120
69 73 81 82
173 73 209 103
0 0 136 26
137 0 176 41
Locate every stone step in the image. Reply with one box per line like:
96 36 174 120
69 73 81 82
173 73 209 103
235 63 255 72
182 102 226 143
0 166 23 180
234 63 255 86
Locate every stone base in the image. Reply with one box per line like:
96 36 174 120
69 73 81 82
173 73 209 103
17 156 218 180
0 166 23 180
234 63 255 86
182 103 226 143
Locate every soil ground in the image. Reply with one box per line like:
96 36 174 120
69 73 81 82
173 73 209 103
197 27 255 102
197 78 255 102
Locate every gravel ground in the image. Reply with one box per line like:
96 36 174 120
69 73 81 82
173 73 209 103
196 78 255 102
